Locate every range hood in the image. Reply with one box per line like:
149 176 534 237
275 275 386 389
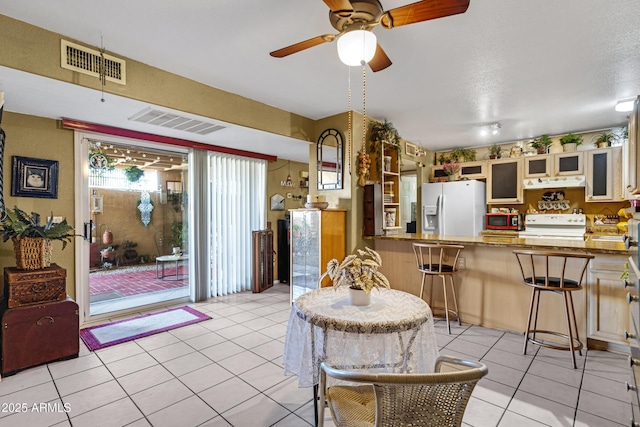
523 175 586 189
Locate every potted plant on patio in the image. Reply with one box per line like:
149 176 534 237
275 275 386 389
326 247 390 306
124 165 145 183
0 206 77 270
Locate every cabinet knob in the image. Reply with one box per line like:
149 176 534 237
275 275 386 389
625 330 637 340
632 421 640 427
627 293 639 304
626 381 638 392
629 355 640 367
625 279 635 289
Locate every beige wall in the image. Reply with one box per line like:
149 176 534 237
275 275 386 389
1 112 77 296
0 14 316 143
266 159 309 282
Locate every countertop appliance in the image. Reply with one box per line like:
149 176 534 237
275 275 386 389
486 212 523 231
422 180 486 236
519 214 587 240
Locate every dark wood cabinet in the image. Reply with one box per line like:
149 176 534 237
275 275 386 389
363 184 383 236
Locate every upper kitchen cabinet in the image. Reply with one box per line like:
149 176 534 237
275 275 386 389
524 155 552 178
624 96 639 197
554 151 584 176
459 161 487 180
524 152 583 178
585 146 624 202
487 157 524 204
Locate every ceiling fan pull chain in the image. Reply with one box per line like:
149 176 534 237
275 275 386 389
362 64 367 159
347 66 352 176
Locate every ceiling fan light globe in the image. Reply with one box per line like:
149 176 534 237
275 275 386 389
337 30 376 66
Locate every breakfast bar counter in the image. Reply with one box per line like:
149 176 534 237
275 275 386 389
370 233 633 349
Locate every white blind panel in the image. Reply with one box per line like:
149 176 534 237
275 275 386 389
209 153 266 296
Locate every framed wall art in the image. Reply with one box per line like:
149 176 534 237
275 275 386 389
11 156 59 199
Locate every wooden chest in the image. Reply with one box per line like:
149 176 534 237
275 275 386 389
1 297 79 376
4 264 67 308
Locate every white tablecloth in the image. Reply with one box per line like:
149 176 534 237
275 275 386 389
283 287 439 387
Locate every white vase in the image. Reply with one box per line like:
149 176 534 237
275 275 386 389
348 287 371 306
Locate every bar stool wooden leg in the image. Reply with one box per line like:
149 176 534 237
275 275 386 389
449 275 461 326
524 287 536 355
419 272 426 300
563 292 577 369
441 275 451 334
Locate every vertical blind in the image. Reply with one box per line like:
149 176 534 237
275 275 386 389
209 152 266 296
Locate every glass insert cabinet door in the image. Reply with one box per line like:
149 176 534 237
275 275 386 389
290 209 321 302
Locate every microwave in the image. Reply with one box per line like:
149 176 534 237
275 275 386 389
486 213 523 231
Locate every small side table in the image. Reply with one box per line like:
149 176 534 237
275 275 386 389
156 255 188 281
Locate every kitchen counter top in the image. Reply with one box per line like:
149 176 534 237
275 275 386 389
367 232 630 255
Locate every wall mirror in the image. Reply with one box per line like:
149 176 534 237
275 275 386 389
317 128 343 190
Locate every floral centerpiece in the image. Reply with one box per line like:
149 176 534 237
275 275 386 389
326 247 390 302
442 162 460 177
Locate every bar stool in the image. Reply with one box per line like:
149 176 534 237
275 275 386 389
412 243 464 334
513 250 594 369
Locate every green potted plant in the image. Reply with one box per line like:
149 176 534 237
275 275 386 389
488 144 501 159
437 153 450 165
326 247 390 306
0 206 77 270
530 134 553 154
559 133 583 152
592 131 619 148
124 165 145 183
370 119 400 148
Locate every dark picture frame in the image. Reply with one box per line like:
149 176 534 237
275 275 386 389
11 156 59 199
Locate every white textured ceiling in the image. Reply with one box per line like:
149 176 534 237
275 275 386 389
0 0 639 161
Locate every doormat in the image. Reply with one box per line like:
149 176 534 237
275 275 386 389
80 306 211 351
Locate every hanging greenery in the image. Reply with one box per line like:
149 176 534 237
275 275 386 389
124 165 145 183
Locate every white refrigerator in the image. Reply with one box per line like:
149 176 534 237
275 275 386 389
422 180 486 236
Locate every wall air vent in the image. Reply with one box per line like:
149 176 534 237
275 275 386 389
128 107 227 135
60 39 126 85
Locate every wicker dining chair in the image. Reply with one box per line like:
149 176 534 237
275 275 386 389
317 355 488 427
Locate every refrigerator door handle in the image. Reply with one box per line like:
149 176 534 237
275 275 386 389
439 194 444 236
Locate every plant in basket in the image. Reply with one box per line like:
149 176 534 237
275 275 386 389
0 206 77 270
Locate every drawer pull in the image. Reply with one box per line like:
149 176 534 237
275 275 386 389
626 381 638 392
628 293 639 304
625 331 637 340
625 279 635 289
36 316 54 326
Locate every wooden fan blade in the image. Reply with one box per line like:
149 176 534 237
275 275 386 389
270 34 336 58
369 44 392 72
380 0 470 29
323 0 354 17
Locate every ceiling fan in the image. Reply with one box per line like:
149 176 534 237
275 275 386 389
270 0 470 72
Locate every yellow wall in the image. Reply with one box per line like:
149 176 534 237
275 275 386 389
1 112 77 296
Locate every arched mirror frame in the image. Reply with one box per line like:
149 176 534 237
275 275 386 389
317 128 343 190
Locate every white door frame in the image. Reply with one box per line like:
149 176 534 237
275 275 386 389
73 131 192 325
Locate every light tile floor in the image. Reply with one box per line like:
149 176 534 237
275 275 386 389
0 283 633 427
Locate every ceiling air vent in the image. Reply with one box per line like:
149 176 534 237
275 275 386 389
60 39 126 85
128 107 227 135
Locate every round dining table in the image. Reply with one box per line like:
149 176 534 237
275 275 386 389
283 286 439 388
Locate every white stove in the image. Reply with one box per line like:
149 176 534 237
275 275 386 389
519 214 587 240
